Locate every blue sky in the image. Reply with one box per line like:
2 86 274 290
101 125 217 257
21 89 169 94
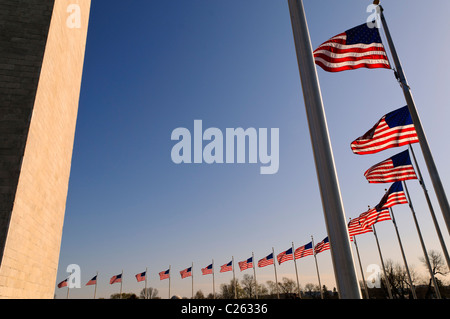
55 0 450 299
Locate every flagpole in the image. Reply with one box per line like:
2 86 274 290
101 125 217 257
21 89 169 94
403 181 442 299
408 145 450 270
311 236 323 299
389 207 417 299
377 2 450 237
252 252 258 299
351 232 369 299
372 224 393 299
232 256 237 299
120 270 123 299
192 262 194 299
169 265 171 299
145 267 148 299
212 259 216 299
272 247 280 299
66 285 70 299
291 242 302 298
94 271 98 300
287 0 361 299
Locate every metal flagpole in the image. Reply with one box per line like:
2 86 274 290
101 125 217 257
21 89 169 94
212 259 216 299
311 236 324 299
169 265 171 299
292 242 302 298
120 270 123 299
377 2 450 236
287 0 361 299
408 145 450 270
145 267 148 299
372 224 393 299
272 247 280 299
403 181 442 299
191 262 194 299
94 271 98 300
66 284 70 299
351 233 369 299
232 256 237 299
389 207 417 299
252 252 258 299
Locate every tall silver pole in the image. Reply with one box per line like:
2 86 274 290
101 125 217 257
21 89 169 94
352 234 369 299
409 145 450 270
389 207 417 299
119 270 123 299
403 181 442 299
232 256 237 299
372 224 393 299
169 265 171 299
212 259 216 299
252 252 258 299
94 271 98 300
292 242 302 298
311 236 324 299
272 247 280 299
145 267 148 299
378 3 450 236
192 262 194 299
287 0 361 299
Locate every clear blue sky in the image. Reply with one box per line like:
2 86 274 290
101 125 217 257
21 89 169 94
55 0 450 299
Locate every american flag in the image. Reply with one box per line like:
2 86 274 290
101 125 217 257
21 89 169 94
360 208 391 230
364 149 417 183
201 264 213 275
375 181 408 211
314 23 390 73
258 253 274 268
220 261 233 273
294 242 314 259
314 237 330 254
238 257 253 271
57 278 68 288
159 269 170 280
348 215 373 239
86 275 97 286
110 273 122 285
277 248 293 265
351 106 418 155
135 271 146 282
180 267 192 279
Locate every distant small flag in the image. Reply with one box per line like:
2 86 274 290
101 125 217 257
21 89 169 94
180 267 192 279
375 181 409 211
135 271 146 283
258 253 274 268
314 237 330 254
294 242 314 259
220 261 233 273
277 248 293 265
201 264 213 275
110 273 122 285
57 278 68 288
86 275 97 286
360 208 391 230
364 149 417 183
351 106 418 155
238 257 253 271
313 23 390 73
159 269 170 280
348 214 373 239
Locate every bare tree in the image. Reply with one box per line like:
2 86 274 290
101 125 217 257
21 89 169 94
419 250 449 298
140 287 159 299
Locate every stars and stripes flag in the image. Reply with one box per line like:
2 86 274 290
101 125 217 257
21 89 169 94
57 278 68 288
294 242 314 259
314 237 330 254
364 149 417 183
86 275 97 286
313 23 391 73
201 264 213 275
348 214 373 239
135 271 146 282
277 247 293 265
110 273 122 285
375 181 408 211
351 106 418 155
258 253 274 268
159 269 170 280
180 267 192 279
360 208 391 230
238 257 253 271
220 261 233 273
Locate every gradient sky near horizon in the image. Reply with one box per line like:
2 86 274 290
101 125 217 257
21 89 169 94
55 0 450 299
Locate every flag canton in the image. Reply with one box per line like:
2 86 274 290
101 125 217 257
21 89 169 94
391 149 412 167
384 106 413 128
345 23 383 45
